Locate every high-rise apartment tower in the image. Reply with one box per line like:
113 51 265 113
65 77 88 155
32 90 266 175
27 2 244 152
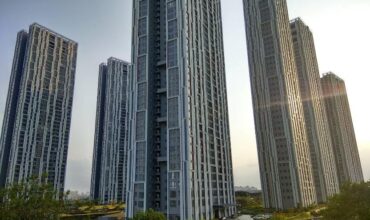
90 58 130 204
243 0 317 209
125 1 236 219
321 73 364 185
290 18 339 202
0 23 77 195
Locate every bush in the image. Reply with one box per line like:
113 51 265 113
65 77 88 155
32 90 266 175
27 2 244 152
321 181 370 220
133 209 166 220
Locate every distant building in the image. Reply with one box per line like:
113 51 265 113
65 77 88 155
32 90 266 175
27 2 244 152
234 186 261 194
290 18 339 203
125 0 236 219
243 0 317 209
67 191 90 201
90 58 129 204
0 23 77 196
321 73 364 185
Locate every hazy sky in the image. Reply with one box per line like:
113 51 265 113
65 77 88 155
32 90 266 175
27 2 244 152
0 0 369 193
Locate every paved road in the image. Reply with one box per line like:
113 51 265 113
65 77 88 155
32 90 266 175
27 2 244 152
235 215 253 220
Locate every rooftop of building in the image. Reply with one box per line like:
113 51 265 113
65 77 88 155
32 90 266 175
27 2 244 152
322 72 345 82
107 57 130 65
30 22 78 44
289 17 312 31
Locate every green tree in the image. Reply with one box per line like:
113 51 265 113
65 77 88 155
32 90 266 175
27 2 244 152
133 209 166 220
0 175 66 220
322 181 370 220
235 191 264 215
270 213 286 220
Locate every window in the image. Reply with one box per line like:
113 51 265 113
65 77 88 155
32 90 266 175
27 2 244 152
167 40 178 67
135 143 146 181
169 172 180 189
168 98 178 128
138 36 147 55
134 183 145 211
168 19 178 39
261 21 272 36
167 1 177 20
170 200 177 208
259 7 271 22
138 18 147 36
136 112 146 141
259 0 268 9
271 107 284 137
139 0 148 17
265 55 276 76
169 129 180 170
137 83 147 110
170 191 177 198
168 68 179 97
137 56 146 82
263 36 274 55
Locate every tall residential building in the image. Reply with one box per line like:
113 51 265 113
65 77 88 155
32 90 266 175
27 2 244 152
125 1 236 219
90 58 130 204
0 23 77 195
321 73 364 185
243 0 317 209
0 31 28 188
290 18 339 202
